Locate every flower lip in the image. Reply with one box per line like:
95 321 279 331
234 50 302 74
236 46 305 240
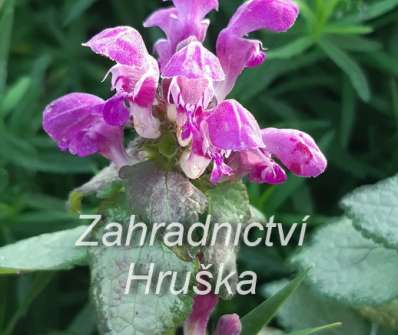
261 128 327 178
162 40 225 81
82 26 150 67
203 99 264 151
42 92 128 166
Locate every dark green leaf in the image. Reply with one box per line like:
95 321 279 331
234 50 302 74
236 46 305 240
318 38 370 101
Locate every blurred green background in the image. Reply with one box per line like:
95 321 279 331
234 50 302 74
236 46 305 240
1 0 398 334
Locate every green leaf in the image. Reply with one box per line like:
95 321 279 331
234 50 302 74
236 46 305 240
340 80 356 148
0 226 88 274
240 271 308 335
341 174 398 249
0 0 15 95
318 38 370 102
158 132 178 159
292 218 398 306
360 300 398 330
0 76 31 118
90 241 195 335
63 0 98 26
0 168 8 192
343 0 398 22
268 36 314 60
119 160 207 225
204 181 250 299
323 24 373 35
264 281 369 335
3 272 54 335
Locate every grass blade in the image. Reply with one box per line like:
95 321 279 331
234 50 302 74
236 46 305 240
241 271 308 335
319 38 370 102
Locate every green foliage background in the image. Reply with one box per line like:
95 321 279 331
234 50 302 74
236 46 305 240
0 0 398 334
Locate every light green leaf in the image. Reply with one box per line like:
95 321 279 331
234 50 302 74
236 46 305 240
241 271 307 335
0 226 88 274
90 241 195 335
268 36 314 60
292 218 398 306
341 174 398 249
318 38 370 102
264 281 369 335
204 181 250 299
0 76 31 117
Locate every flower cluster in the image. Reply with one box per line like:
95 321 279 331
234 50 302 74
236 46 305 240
42 0 327 184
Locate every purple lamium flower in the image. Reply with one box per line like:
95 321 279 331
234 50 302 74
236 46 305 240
43 93 128 167
162 39 225 109
144 0 219 68
83 26 161 138
42 0 326 185
215 0 299 100
202 100 264 151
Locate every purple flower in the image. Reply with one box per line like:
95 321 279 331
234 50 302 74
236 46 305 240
144 0 219 68
262 128 327 177
162 39 225 108
42 0 327 184
43 93 128 167
202 100 264 151
84 26 160 138
215 0 299 100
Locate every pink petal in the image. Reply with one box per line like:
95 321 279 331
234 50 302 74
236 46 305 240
169 76 212 107
42 93 127 166
228 0 299 36
216 0 299 99
235 149 287 184
162 40 225 81
179 150 211 179
215 314 242 335
262 128 327 177
107 56 159 108
83 26 149 66
103 95 129 126
184 294 218 335
202 100 264 151
130 105 161 139
144 1 216 68
169 0 219 19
